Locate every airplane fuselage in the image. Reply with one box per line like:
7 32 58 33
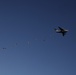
56 29 68 33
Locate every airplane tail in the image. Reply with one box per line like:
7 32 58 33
54 28 57 31
54 28 60 33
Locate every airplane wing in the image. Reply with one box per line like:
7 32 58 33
58 26 64 31
62 32 67 36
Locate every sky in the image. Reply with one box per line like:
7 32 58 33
0 0 76 75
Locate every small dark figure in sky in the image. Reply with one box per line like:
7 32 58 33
2 48 6 49
55 26 68 36
43 40 46 42
16 43 18 45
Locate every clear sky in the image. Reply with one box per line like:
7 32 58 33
0 0 76 75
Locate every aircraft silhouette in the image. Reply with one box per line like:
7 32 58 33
55 26 68 36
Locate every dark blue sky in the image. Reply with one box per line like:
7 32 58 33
0 0 76 75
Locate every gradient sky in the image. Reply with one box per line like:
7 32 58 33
0 0 76 75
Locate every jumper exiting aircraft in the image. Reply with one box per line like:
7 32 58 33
55 26 68 36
